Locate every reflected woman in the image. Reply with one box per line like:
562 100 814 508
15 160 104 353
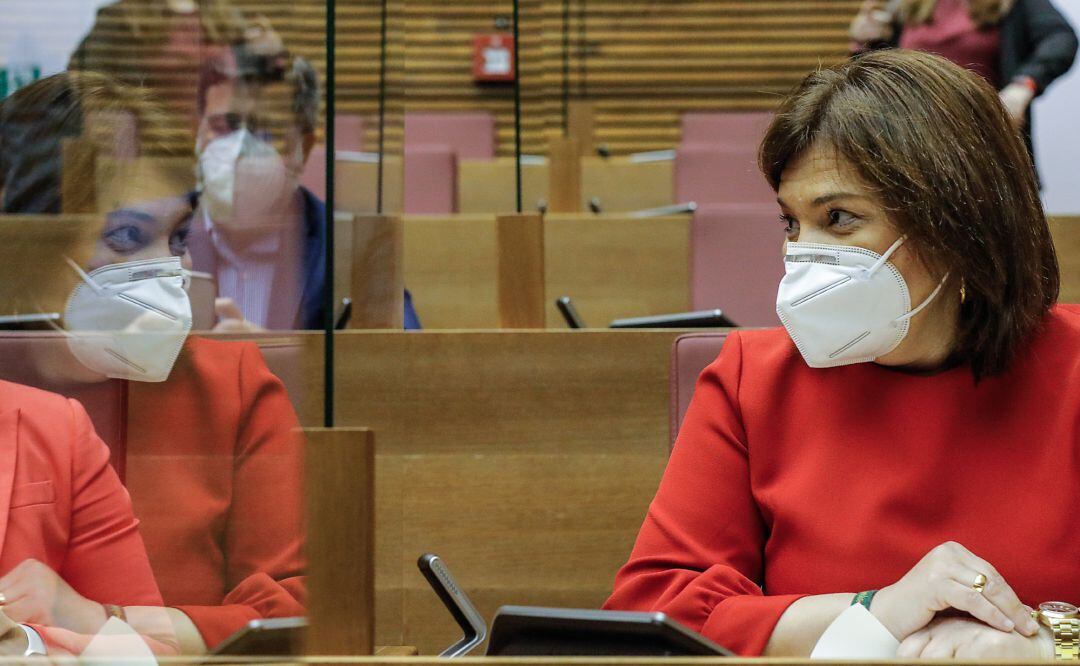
606 50 1078 659
0 71 305 653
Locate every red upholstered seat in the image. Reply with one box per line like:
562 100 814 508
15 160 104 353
690 203 785 328
299 114 366 199
404 144 458 214
404 111 496 160
669 332 728 450
674 143 776 207
680 111 773 150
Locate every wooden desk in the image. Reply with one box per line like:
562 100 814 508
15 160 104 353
403 214 690 329
223 330 686 653
1050 216 1080 303
544 214 689 327
580 157 675 212
458 159 550 214
457 158 674 215
326 330 686 655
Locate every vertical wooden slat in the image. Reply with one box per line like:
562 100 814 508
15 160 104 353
547 136 582 213
567 101 596 156
344 214 404 329
497 213 546 327
304 426 375 656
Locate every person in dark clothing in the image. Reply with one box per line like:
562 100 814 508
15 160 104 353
849 0 1077 174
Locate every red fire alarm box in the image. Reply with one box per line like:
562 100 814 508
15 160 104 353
472 33 515 83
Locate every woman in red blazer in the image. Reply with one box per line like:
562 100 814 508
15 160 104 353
606 50 1079 659
0 380 163 655
0 72 304 653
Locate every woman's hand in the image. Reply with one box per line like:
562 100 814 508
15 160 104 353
898 617 1052 659
999 82 1036 126
850 0 895 43
0 608 28 656
0 559 106 635
871 541 1040 641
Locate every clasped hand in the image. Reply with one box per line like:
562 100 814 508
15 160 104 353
0 559 106 635
872 541 1048 658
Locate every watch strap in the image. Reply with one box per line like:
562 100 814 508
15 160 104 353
18 624 46 657
1052 618 1080 660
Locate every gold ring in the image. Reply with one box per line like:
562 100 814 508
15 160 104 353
972 572 988 594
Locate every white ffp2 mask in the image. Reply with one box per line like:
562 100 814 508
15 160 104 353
775 236 945 368
63 256 193 382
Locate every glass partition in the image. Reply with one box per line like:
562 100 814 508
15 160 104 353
0 0 340 656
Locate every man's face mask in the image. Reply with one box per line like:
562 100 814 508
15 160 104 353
63 256 192 382
196 128 297 229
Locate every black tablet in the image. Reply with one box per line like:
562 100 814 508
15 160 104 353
609 309 737 328
485 606 732 656
211 617 306 656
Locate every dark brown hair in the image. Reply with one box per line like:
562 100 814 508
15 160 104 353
759 49 1059 379
0 71 179 214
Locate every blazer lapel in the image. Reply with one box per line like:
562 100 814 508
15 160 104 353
0 407 18 556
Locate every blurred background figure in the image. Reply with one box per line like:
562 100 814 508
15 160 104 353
849 0 1077 172
189 43 421 331
0 70 305 654
69 0 249 153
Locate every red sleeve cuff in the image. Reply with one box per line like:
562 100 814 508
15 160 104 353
174 604 261 650
699 593 807 656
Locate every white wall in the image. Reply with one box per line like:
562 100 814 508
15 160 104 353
0 0 112 77
1034 1 1080 215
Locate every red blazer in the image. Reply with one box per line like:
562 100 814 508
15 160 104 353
606 305 1080 655
125 337 305 649
0 379 162 609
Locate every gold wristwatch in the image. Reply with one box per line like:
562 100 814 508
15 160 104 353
1034 602 1080 660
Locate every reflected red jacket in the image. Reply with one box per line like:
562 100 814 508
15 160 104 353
605 305 1080 655
0 380 163 646
126 337 305 649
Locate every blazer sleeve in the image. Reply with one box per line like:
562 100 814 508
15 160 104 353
1014 0 1078 94
58 398 163 607
603 333 804 656
174 344 306 649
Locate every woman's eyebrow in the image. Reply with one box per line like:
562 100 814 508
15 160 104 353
106 208 158 226
811 192 871 206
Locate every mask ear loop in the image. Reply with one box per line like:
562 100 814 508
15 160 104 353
896 273 949 323
867 235 908 277
64 256 107 297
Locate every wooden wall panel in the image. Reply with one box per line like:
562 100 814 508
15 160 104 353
1051 216 1080 304
67 0 856 157
330 330 681 654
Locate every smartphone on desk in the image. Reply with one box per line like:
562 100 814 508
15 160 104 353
211 616 306 656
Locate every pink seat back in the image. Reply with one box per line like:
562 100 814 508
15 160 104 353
669 332 728 450
299 115 366 199
405 112 496 160
691 204 784 327
404 144 458 214
0 333 127 475
680 112 773 151
674 144 775 207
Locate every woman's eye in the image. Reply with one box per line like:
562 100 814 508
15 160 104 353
780 215 799 237
169 218 192 257
103 225 150 254
827 209 859 228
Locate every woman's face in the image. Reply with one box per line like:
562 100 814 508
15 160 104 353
86 165 195 272
775 143 957 367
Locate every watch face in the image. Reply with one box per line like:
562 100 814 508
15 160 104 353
1040 601 1079 618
